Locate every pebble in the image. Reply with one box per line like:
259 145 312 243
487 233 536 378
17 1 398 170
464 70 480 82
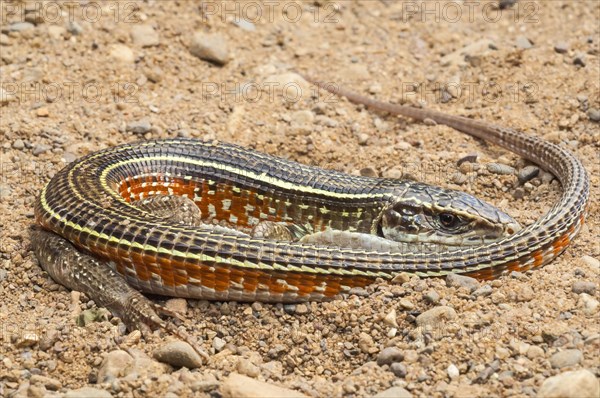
360 167 377 177
233 19 256 32
290 110 314 126
517 165 540 184
32 143 51 156
587 108 600 122
514 285 534 302
373 386 413 398
66 21 83 35
64 387 112 398
213 337 226 352
9 22 35 32
572 281 596 295
515 36 533 49
457 153 479 167
295 303 309 314
537 369 599 398
0 183 12 200
487 163 515 175
97 350 133 382
447 364 459 379
12 139 24 149
126 120 152 134
390 362 407 377
109 44 135 63
36 107 49 117
416 306 457 327
391 272 414 285
573 53 586 66
237 358 260 378
424 290 440 304
446 274 480 293
47 25 66 39
30 375 61 391
526 345 545 359
549 349 583 368
221 373 308 398
472 285 493 298
131 24 160 47
153 341 204 369
165 298 188 314
376 347 404 366
189 32 230 65
578 293 599 316
399 298 415 310
38 329 59 352
15 332 39 348
383 309 398 328
580 255 599 269
554 42 569 54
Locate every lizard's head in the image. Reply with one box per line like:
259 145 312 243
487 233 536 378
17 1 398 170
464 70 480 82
378 183 521 247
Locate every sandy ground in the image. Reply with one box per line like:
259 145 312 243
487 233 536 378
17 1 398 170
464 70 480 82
1 1 599 397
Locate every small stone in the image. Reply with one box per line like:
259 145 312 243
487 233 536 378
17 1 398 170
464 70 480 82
579 293 599 316
38 329 59 352
572 281 596 295
515 285 534 302
126 119 151 134
472 285 493 298
9 22 35 32
399 298 415 310
12 139 24 149
290 110 314 126
165 298 188 314
97 350 133 382
392 272 414 284
295 304 309 314
30 375 61 391
131 24 159 47
64 387 112 398
233 19 256 32
587 108 600 122
75 309 108 326
549 349 583 369
153 341 204 369
580 255 599 269
213 337 226 352
36 107 49 117
32 144 51 156
189 33 230 65
446 274 480 293
457 153 479 166
487 163 515 175
376 347 404 366
237 358 260 378
358 332 377 354
573 53 586 66
109 44 135 63
0 183 12 200
515 36 533 49
390 362 407 377
424 290 440 304
373 386 412 398
554 42 569 53
66 21 83 35
16 332 39 348
145 66 163 83
360 167 377 177
383 309 398 328
47 25 66 39
447 364 459 379
221 373 308 398
526 345 545 359
537 369 599 398
416 306 457 327
518 165 540 184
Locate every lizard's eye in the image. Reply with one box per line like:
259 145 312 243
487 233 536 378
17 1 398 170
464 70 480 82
439 212 461 229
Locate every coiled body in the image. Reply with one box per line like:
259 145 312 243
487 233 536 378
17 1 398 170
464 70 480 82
33 81 590 303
